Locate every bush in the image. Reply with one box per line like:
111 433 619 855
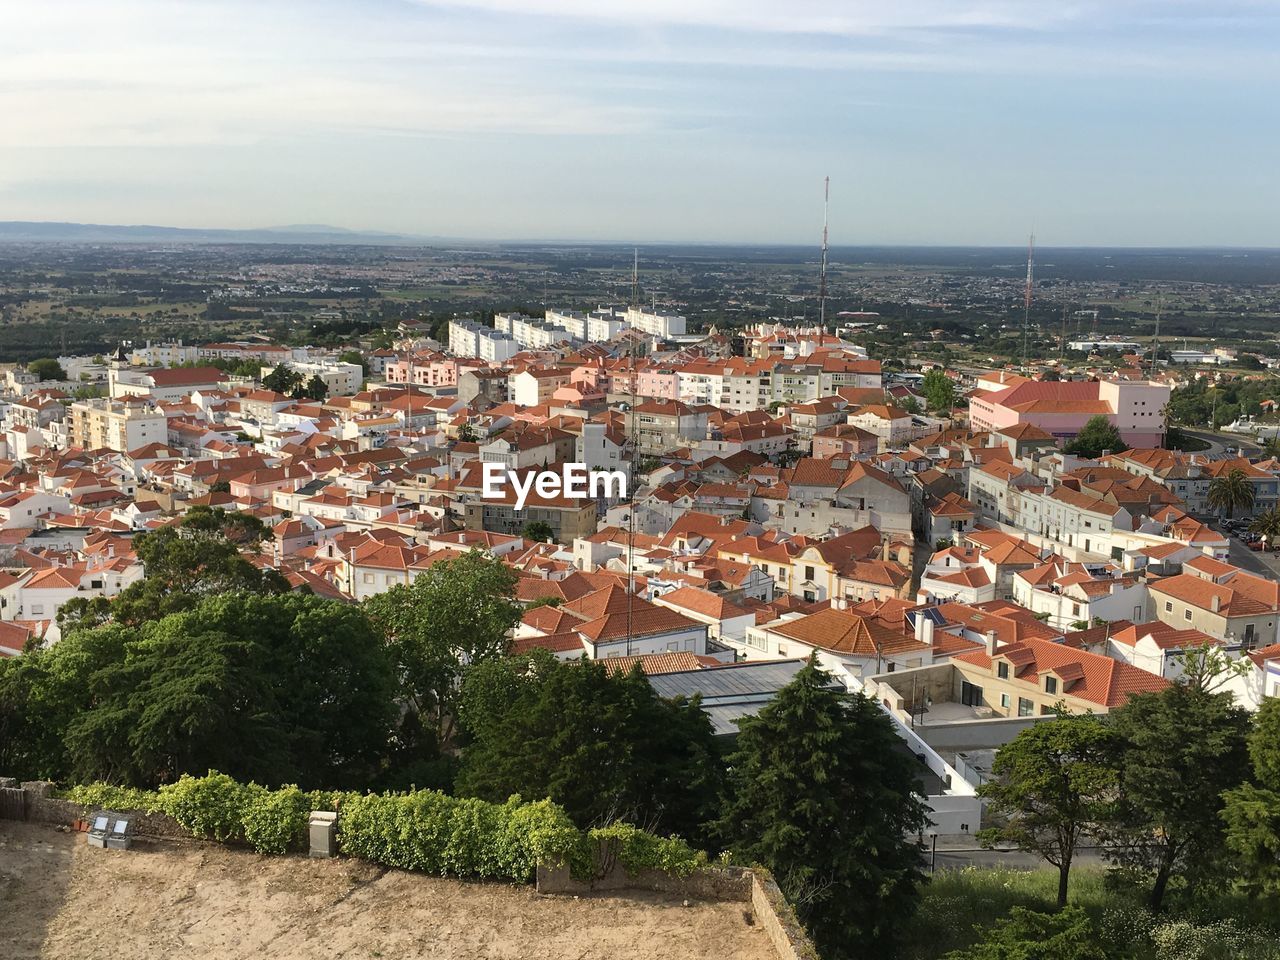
62 782 164 814
336 790 584 883
590 822 705 878
58 773 701 886
242 785 310 855
160 772 262 843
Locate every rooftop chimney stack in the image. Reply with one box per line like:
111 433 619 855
985 629 998 656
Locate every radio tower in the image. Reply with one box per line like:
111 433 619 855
631 247 639 309
1020 233 1035 369
819 176 830 330
1150 291 1163 380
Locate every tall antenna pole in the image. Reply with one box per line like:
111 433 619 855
819 176 830 331
1020 233 1035 369
1150 291 1163 380
631 248 639 309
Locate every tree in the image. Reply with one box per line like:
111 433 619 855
300 374 328 401
27 357 66 381
1103 685 1250 910
456 656 724 844
978 716 1121 907
1062 415 1127 459
945 907 1107 960
263 363 303 395
521 520 554 543
99 512 286 626
1222 697 1280 894
337 349 368 376
900 395 922 415
364 550 521 745
715 658 928 958
921 369 956 412
1208 468 1256 519
63 593 397 788
457 422 479 443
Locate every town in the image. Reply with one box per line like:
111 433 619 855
4 276 1280 958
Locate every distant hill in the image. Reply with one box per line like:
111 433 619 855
0 220 424 245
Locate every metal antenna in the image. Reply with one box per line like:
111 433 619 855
631 248 639 309
1150 291 1163 380
1020 232 1035 369
819 176 830 330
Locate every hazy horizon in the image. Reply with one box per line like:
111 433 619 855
4 1 1278 247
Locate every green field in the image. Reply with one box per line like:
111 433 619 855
905 866 1280 960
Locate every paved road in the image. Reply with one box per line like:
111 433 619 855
1226 533 1280 579
1181 429 1263 458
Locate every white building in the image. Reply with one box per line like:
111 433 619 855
448 320 519 362
625 306 687 339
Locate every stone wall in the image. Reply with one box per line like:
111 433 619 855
8 780 188 839
534 843 818 960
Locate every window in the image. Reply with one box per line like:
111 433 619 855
1018 697 1034 717
1184 610 1193 622
1165 601 1173 613
997 662 1009 679
805 566 815 581
1045 676 1058 695
362 573 374 584
1000 693 1011 709
961 681 984 707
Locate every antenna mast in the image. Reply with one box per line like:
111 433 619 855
819 176 830 330
631 248 639 309
1150 291 1163 380
1020 233 1035 369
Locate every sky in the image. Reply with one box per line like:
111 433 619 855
1 0 1278 245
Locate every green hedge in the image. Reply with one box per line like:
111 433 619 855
59 772 704 882
62 773 337 855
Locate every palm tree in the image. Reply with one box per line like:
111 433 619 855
1207 468 1256 519
1250 508 1280 548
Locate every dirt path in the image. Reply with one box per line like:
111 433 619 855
0 821 772 960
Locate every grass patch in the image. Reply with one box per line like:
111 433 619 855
904 866 1280 960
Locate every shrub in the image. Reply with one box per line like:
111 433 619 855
57 774 703 887
160 772 262 843
590 822 705 878
242 785 310 855
62 782 164 814
336 790 584 883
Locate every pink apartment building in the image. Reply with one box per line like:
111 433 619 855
969 377 1168 448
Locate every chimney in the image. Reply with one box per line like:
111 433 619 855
985 629 998 656
921 617 935 647
1210 594 1221 614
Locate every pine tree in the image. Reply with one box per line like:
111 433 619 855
715 657 928 959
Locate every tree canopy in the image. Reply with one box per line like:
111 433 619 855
456 654 724 844
1062 415 1127 459
945 906 1108 960
59 507 286 630
978 715 1120 907
365 550 521 745
27 357 66 381
1103 685 1250 910
715 658 928 959
1207 468 1256 519
5 593 398 789
921 368 957 412
521 520 554 543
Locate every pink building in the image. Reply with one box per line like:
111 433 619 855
969 377 1169 448
636 367 678 400
384 355 458 388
